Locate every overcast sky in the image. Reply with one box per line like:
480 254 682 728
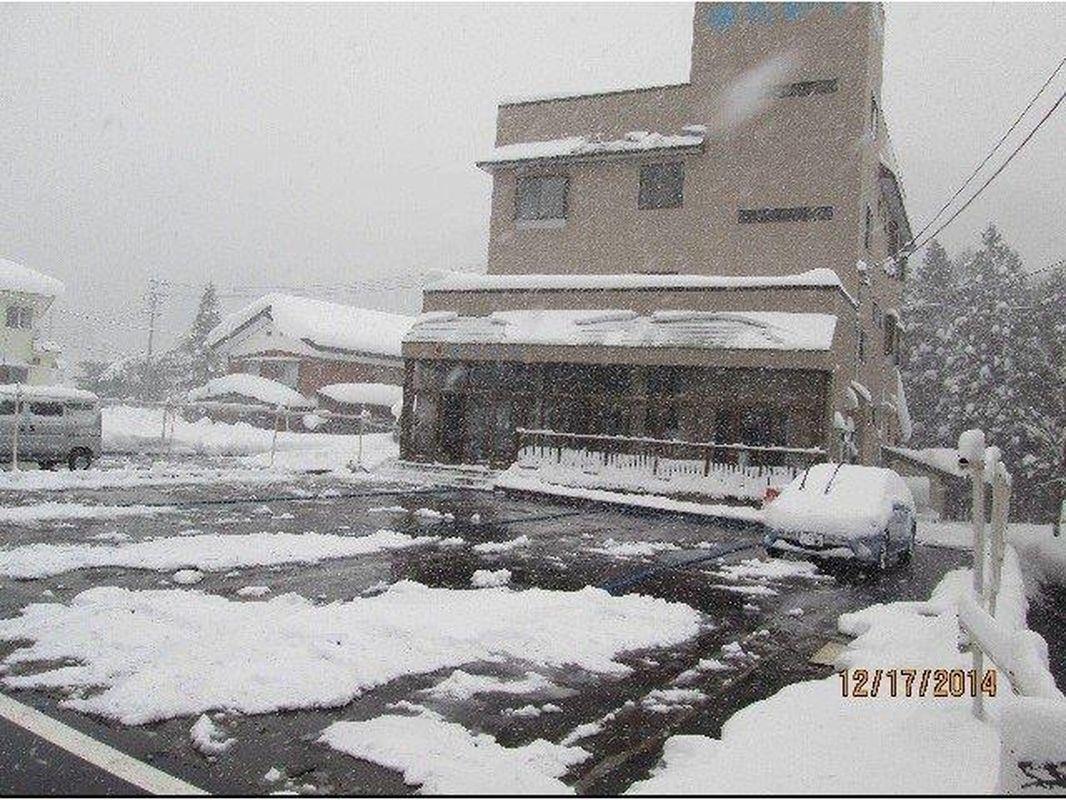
1 2 1063 365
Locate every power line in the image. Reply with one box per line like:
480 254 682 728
908 88 1065 254
903 56 1066 252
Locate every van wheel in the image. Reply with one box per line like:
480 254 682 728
68 449 92 471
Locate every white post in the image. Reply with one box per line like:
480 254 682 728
270 405 281 467
988 466 1011 617
10 384 20 472
959 428 987 719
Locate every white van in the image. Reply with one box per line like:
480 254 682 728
0 385 102 470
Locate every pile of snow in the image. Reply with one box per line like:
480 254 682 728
317 383 402 409
0 530 437 579
763 463 914 538
102 405 399 471
190 714 235 756
0 257 64 297
422 669 562 702
186 374 313 410
320 707 589 794
206 293 414 358
0 582 701 724
630 546 1060 794
710 558 823 582
471 568 511 588
589 539 680 558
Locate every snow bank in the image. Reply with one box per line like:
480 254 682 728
186 374 312 409
422 669 562 701
0 582 701 724
0 257 63 297
0 529 436 579
763 463 914 539
320 707 589 793
206 293 414 358
316 382 402 408
630 545 1060 795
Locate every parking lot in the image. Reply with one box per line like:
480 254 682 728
0 460 967 795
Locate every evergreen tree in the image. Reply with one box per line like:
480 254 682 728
180 284 223 386
901 239 957 445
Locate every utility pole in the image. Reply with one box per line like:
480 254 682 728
143 278 167 398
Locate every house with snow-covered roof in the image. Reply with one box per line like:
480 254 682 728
205 293 415 398
401 2 912 469
0 257 65 385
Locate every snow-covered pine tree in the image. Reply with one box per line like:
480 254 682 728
179 283 223 387
901 239 957 446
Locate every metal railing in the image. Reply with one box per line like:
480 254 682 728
512 428 826 502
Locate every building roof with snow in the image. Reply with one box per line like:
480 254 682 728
316 382 403 409
407 309 837 353
0 258 64 298
477 130 706 170
206 294 415 360
186 373 314 410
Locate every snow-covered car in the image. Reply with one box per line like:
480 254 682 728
762 463 916 570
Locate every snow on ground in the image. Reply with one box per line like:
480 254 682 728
495 472 763 524
641 688 706 713
471 568 511 588
235 585 270 598
320 706 590 794
0 501 176 524
709 557 823 582
190 714 235 756
472 535 530 554
589 539 681 558
0 530 436 579
918 521 1065 581
0 582 701 724
102 405 398 472
421 669 564 702
629 545 1060 794
186 373 313 410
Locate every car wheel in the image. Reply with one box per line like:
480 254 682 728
68 449 92 471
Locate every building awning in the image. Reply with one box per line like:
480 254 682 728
477 129 705 171
406 309 837 353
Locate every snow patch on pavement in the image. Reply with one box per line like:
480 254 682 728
319 707 590 794
589 539 681 558
0 529 436 579
473 535 530 554
422 669 564 702
0 502 176 524
471 568 511 588
0 581 700 724
190 714 235 756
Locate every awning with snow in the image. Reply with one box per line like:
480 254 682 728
406 309 837 353
477 129 706 171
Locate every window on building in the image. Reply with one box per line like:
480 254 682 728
870 95 879 135
278 360 299 388
28 401 62 417
887 219 901 256
515 175 568 221
5 306 33 330
884 315 899 359
738 206 833 224
0 365 28 383
863 205 873 250
858 329 867 363
777 79 838 97
872 301 882 327
638 162 684 210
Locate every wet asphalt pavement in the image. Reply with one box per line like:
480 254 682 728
0 461 970 795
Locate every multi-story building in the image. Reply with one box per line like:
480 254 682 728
0 257 64 385
401 1 912 468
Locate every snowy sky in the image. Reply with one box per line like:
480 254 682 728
1 2 1063 364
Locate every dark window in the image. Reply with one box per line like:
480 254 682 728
638 162 684 210
887 219 900 255
884 316 899 358
28 401 62 417
647 366 684 395
0 365 29 383
515 176 568 221
5 306 32 330
864 204 873 249
0 401 14 415
870 95 879 134
777 79 838 97
858 330 867 363
738 206 833 224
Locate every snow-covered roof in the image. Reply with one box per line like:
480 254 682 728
186 373 313 409
407 309 837 353
316 382 402 408
478 130 705 169
206 294 415 359
764 463 915 540
499 80 689 107
0 258 64 298
0 384 96 402
882 446 964 478
427 267 849 295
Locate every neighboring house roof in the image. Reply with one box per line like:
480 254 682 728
477 130 705 170
0 384 96 402
186 373 314 410
206 293 415 359
427 267 848 294
0 258 64 298
406 309 837 353
317 382 402 408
